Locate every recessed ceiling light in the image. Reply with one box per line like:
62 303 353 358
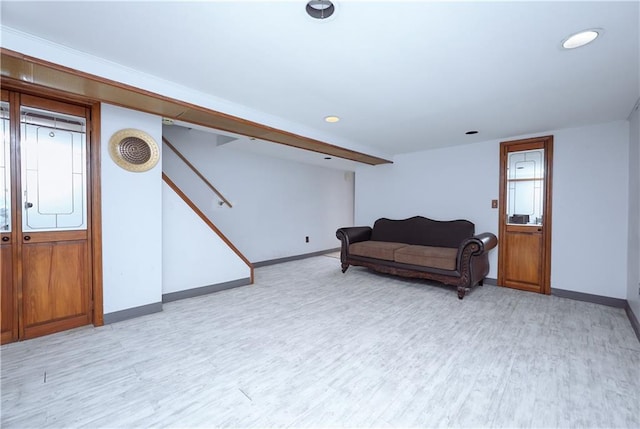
306 0 335 19
562 29 600 49
324 115 340 123
465 130 478 135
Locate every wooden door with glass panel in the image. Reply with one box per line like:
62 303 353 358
1 90 17 343
0 93 92 343
498 136 553 294
19 95 92 339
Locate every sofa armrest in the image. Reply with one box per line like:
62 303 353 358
336 226 372 267
457 232 498 259
455 232 498 278
336 226 372 246
472 232 498 253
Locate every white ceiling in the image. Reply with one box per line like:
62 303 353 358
1 1 639 165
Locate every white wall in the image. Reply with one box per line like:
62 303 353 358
552 122 629 298
356 121 630 299
101 104 163 314
162 126 354 263
162 182 251 294
356 139 500 277
628 102 640 318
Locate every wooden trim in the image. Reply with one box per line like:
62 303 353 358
23 314 91 340
10 91 24 339
504 224 542 233
0 96 14 343
21 230 87 243
162 137 232 207
20 93 87 117
83 104 94 327
4 91 19 342
1 48 392 166
90 102 104 326
162 173 254 284
1 77 96 107
500 139 546 153
498 144 506 287
543 137 553 295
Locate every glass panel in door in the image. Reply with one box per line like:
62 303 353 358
1 101 10 232
506 149 544 225
20 106 87 232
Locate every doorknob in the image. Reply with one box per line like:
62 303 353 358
24 235 31 241
24 202 33 209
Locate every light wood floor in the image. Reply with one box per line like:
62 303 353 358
2 255 639 428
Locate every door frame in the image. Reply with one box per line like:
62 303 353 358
1 89 20 343
1 82 103 342
498 135 553 294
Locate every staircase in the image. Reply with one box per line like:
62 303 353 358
161 136 253 302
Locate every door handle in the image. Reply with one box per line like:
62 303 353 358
24 202 33 209
1 236 8 242
24 235 31 241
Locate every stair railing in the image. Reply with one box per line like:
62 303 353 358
162 136 233 208
162 173 253 282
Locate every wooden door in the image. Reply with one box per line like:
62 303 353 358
18 95 92 339
21 232 90 338
498 136 553 294
1 90 18 343
0 93 93 343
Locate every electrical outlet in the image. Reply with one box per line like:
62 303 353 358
305 236 309 243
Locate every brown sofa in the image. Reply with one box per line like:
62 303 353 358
336 216 498 299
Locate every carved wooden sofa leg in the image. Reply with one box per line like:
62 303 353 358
457 286 467 299
341 263 349 273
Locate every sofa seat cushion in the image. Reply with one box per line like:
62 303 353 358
394 245 458 270
349 241 408 261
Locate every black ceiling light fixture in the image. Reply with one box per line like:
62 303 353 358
306 0 335 19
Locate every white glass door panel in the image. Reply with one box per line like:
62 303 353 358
1 101 10 232
20 107 87 232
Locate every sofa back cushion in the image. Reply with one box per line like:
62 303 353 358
370 216 474 248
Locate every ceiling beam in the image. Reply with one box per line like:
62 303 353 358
0 48 392 166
